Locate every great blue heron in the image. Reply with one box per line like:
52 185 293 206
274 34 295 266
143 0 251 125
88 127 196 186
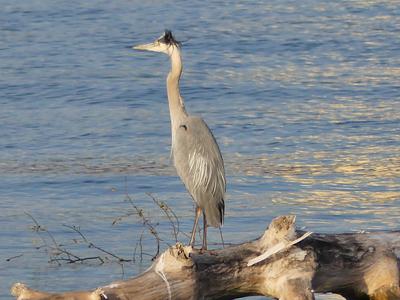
133 30 226 250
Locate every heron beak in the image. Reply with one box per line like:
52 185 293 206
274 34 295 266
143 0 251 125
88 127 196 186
132 42 158 52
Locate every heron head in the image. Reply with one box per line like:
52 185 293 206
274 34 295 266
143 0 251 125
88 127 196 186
133 30 181 56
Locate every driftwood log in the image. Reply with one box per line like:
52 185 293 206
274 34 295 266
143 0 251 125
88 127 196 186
11 215 400 300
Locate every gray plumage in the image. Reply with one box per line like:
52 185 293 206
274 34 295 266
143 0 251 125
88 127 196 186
173 116 225 227
133 30 226 249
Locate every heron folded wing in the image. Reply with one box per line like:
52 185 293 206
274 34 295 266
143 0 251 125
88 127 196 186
186 117 225 193
173 116 225 198
188 149 225 196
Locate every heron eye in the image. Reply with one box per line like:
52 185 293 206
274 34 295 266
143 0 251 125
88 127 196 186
179 124 187 131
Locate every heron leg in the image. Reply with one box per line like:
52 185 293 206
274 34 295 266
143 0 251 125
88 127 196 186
218 227 225 248
189 206 202 247
202 212 207 251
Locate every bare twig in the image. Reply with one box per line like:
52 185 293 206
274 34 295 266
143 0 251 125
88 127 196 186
62 224 131 263
50 256 104 264
123 178 162 260
25 212 129 265
23 176 190 267
112 212 136 225
24 212 60 265
146 193 180 243
6 254 23 262
139 232 144 262
62 225 88 243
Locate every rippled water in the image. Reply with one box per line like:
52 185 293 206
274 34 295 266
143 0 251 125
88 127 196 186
1 1 399 299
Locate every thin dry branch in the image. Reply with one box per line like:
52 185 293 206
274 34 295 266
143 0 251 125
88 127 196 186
62 224 131 263
25 213 128 265
6 254 24 262
120 179 162 260
146 192 180 242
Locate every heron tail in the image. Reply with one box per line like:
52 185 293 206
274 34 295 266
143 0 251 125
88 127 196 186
204 197 224 228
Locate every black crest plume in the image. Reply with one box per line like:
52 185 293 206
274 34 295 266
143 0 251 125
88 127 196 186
160 30 181 47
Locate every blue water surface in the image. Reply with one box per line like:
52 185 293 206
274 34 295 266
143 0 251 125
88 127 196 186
1 1 399 299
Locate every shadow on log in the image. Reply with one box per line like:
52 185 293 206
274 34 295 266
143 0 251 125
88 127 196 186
11 216 400 300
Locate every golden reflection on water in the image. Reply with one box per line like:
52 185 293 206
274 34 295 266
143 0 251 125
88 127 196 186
229 151 399 180
227 139 399 230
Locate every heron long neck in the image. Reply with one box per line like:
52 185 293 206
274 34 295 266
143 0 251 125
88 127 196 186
167 47 187 129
